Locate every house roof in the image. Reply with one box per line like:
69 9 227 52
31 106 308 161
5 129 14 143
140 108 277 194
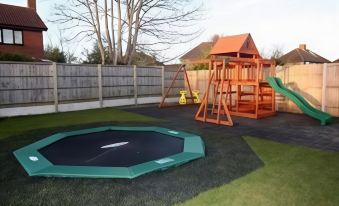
0 3 47 31
180 42 213 61
209 33 260 56
280 48 330 64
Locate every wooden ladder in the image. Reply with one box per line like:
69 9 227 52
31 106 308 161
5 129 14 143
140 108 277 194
195 69 233 126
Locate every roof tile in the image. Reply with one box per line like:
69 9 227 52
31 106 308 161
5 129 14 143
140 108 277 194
209 33 260 56
0 3 47 31
280 48 330 64
180 42 213 60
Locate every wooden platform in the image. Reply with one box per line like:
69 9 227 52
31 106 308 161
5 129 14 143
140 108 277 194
195 56 276 126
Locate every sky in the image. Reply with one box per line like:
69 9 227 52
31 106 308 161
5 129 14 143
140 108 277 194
2 0 339 62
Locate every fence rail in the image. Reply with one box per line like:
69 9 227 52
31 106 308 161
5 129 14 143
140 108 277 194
0 62 183 117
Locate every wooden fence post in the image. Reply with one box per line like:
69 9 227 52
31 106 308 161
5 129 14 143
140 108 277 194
161 66 165 97
134 65 138 105
321 63 328 112
52 62 58 112
98 64 103 108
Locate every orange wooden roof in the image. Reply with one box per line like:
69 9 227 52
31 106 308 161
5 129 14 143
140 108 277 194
209 33 260 56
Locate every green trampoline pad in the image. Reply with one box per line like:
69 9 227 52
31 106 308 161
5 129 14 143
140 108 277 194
13 126 205 179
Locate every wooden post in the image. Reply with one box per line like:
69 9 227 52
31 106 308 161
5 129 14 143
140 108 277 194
161 66 165 97
203 61 213 120
183 65 194 104
235 64 240 112
52 62 58 112
321 63 328 112
159 65 183 107
97 64 103 108
256 60 260 83
255 63 261 118
217 60 226 123
134 65 138 105
271 63 276 112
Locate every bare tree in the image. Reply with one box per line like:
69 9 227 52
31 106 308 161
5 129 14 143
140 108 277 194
210 34 221 45
260 45 284 64
270 46 284 60
47 29 78 63
52 0 203 65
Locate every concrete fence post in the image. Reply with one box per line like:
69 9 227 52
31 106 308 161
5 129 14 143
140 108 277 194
97 64 103 108
134 65 138 105
161 66 165 97
321 63 328 112
52 62 58 112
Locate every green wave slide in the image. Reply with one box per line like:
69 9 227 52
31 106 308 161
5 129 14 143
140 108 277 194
266 77 332 125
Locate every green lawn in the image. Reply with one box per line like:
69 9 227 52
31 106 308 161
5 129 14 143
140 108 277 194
179 136 339 206
0 108 158 140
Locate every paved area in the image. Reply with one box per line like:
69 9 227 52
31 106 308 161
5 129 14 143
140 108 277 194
124 105 339 151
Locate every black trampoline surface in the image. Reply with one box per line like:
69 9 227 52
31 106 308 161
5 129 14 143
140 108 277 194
39 130 184 167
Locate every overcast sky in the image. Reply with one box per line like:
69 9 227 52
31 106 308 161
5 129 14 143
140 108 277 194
2 0 339 61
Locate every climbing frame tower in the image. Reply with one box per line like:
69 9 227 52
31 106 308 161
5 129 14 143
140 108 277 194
195 33 276 126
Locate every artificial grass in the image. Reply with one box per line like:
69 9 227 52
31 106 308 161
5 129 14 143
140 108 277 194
0 108 158 140
179 136 339 206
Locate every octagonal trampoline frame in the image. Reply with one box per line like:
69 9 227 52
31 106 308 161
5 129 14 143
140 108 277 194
13 126 205 179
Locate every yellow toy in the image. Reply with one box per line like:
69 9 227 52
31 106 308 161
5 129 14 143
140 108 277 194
192 90 200 103
159 64 197 108
179 90 187 105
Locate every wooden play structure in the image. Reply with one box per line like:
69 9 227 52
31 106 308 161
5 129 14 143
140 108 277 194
159 64 198 108
195 33 276 126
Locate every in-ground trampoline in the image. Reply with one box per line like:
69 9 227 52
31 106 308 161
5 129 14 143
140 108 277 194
14 126 205 178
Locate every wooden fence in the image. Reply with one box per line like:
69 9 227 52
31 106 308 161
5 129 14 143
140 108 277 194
2 62 338 117
0 62 183 117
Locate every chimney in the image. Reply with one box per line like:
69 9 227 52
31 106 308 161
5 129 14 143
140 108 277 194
27 0 36 11
299 44 306 50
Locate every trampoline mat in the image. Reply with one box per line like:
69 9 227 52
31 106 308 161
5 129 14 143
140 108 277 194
39 130 184 167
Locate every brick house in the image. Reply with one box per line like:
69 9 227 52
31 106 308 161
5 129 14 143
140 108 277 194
0 0 48 60
279 44 330 65
180 42 214 64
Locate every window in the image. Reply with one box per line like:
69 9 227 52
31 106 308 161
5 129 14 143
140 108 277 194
14 31 23 44
0 29 23 45
3 29 13 44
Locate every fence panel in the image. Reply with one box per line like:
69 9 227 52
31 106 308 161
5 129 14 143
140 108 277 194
0 63 54 106
276 64 323 113
137 66 162 97
102 65 134 98
57 64 99 102
164 66 185 97
326 63 339 115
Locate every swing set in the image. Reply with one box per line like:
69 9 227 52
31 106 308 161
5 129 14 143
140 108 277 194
159 64 199 108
